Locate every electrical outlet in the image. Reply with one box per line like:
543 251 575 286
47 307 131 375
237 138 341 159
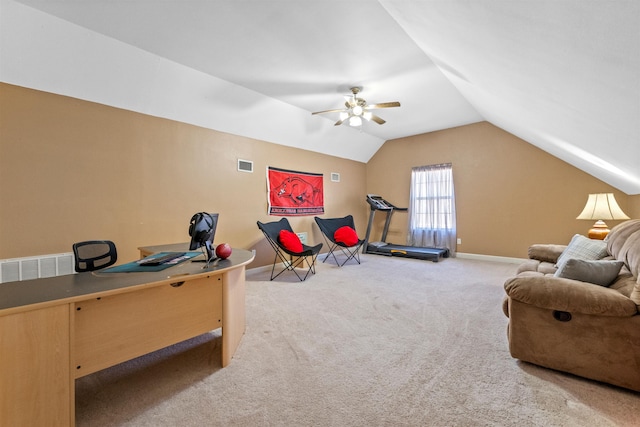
457 238 462 245
296 232 308 245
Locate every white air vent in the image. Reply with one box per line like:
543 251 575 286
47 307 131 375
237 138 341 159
0 252 74 283
238 159 253 173
331 172 340 182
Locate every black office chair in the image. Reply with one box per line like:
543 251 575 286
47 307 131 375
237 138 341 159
257 218 322 281
314 215 364 266
72 240 118 272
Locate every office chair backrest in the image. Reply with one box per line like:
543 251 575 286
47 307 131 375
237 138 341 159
73 240 118 272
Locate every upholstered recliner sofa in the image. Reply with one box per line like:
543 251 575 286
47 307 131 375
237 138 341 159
502 219 640 391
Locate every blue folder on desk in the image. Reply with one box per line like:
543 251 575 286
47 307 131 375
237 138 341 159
101 252 202 273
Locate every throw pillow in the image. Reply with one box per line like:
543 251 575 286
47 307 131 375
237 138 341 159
278 230 303 253
555 234 608 270
555 258 624 287
334 226 359 246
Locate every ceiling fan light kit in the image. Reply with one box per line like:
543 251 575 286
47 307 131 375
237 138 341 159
349 116 362 127
312 87 400 127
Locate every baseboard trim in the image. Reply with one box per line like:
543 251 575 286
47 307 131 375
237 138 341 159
456 252 525 264
247 261 302 274
248 252 526 274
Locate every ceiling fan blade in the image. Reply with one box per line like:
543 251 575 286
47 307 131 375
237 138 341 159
370 114 386 125
334 117 347 126
366 101 401 109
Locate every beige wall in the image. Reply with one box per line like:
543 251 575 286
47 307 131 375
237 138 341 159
366 122 635 259
629 195 640 219
0 83 367 267
2 84 637 266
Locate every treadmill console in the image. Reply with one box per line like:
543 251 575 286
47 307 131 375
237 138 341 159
366 194 394 210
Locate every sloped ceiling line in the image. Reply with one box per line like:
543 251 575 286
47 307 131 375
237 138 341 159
4 0 640 194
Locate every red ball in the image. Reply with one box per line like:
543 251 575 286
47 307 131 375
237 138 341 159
215 243 232 259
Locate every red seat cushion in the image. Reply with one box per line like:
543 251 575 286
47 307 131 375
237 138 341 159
279 229 303 253
334 226 359 247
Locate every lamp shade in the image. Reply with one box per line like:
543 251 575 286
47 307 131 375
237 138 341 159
576 193 630 221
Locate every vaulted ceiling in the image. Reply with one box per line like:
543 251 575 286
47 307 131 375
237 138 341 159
3 0 639 194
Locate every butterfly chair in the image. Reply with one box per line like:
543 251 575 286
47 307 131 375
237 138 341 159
257 218 323 281
314 215 364 266
72 240 118 272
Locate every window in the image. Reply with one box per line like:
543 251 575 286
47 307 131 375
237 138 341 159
407 163 457 254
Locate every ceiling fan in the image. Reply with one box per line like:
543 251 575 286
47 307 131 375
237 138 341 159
311 87 401 127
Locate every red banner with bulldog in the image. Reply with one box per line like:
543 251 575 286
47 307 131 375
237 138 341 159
267 167 324 216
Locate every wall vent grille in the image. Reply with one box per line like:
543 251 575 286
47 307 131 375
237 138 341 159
0 252 74 283
331 172 340 182
238 159 253 173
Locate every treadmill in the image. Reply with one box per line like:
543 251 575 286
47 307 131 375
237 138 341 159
363 194 449 262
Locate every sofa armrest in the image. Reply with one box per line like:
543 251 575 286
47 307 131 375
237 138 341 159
527 244 566 263
504 275 637 317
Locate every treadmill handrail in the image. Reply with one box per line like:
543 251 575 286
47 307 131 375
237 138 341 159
366 194 407 211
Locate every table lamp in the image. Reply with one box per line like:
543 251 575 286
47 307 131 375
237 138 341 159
576 193 629 239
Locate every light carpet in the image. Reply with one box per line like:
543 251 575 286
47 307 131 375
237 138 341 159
76 254 640 426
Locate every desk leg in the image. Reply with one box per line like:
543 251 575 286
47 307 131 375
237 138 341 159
221 266 246 367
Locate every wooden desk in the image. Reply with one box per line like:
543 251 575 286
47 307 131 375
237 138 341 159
0 248 254 427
